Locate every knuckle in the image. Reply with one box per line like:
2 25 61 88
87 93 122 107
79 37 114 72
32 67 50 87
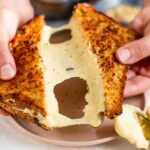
144 23 150 35
0 9 18 40
140 8 150 27
17 1 34 23
0 27 9 42
131 43 143 58
0 46 9 61
132 39 150 59
131 79 141 95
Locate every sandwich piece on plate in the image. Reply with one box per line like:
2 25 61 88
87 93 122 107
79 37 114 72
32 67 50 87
0 3 136 129
114 104 150 150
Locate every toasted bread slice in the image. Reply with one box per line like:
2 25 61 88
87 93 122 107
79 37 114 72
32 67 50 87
74 4 137 118
0 4 137 129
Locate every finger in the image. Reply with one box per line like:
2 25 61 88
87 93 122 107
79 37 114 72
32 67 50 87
0 39 16 80
138 66 150 77
131 59 150 77
129 17 143 34
0 109 9 116
144 0 150 7
144 22 150 35
129 7 150 34
127 70 136 79
17 0 34 26
116 35 150 64
0 9 19 80
124 75 150 97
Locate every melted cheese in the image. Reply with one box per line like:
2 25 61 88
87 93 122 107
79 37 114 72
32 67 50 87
33 17 105 128
114 104 149 149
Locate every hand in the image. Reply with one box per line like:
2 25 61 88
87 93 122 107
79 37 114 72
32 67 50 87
116 5 150 97
0 0 34 115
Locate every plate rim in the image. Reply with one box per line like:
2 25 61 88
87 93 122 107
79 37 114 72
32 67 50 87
11 117 117 146
11 91 150 147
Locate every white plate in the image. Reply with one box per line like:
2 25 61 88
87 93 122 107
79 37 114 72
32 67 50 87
12 91 150 147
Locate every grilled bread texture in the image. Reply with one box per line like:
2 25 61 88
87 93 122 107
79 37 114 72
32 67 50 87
0 15 49 129
74 4 137 118
0 4 137 129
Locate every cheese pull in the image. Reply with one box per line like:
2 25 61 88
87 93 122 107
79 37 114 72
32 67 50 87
114 104 150 150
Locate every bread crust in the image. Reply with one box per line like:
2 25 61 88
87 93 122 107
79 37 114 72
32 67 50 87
0 101 50 130
74 4 137 118
0 15 46 116
0 15 51 129
0 4 138 129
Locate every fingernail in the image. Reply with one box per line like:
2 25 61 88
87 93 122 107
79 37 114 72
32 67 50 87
118 49 131 62
0 64 15 80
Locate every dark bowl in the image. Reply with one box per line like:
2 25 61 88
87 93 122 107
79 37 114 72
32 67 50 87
31 0 90 19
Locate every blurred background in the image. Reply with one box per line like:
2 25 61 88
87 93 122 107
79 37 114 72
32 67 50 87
31 0 143 26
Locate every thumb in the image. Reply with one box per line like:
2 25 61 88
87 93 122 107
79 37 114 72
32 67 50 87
0 10 19 80
0 37 16 80
116 35 150 64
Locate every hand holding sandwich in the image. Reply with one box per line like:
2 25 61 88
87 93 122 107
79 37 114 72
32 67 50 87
116 1 150 97
0 0 34 115
0 0 34 81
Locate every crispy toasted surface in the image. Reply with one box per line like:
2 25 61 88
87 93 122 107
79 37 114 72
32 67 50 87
0 101 50 130
0 15 46 116
0 4 137 129
74 4 137 118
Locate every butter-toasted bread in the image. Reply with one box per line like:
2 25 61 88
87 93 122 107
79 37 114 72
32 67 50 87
0 4 137 129
0 15 49 129
74 4 137 118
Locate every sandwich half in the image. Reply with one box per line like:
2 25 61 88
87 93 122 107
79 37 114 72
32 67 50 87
114 104 150 150
0 3 137 129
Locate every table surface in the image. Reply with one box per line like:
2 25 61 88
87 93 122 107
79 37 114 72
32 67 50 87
0 116 138 150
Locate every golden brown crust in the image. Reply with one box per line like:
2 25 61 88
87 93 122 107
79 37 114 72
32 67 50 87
0 15 46 116
0 101 50 130
0 4 138 129
74 3 137 118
